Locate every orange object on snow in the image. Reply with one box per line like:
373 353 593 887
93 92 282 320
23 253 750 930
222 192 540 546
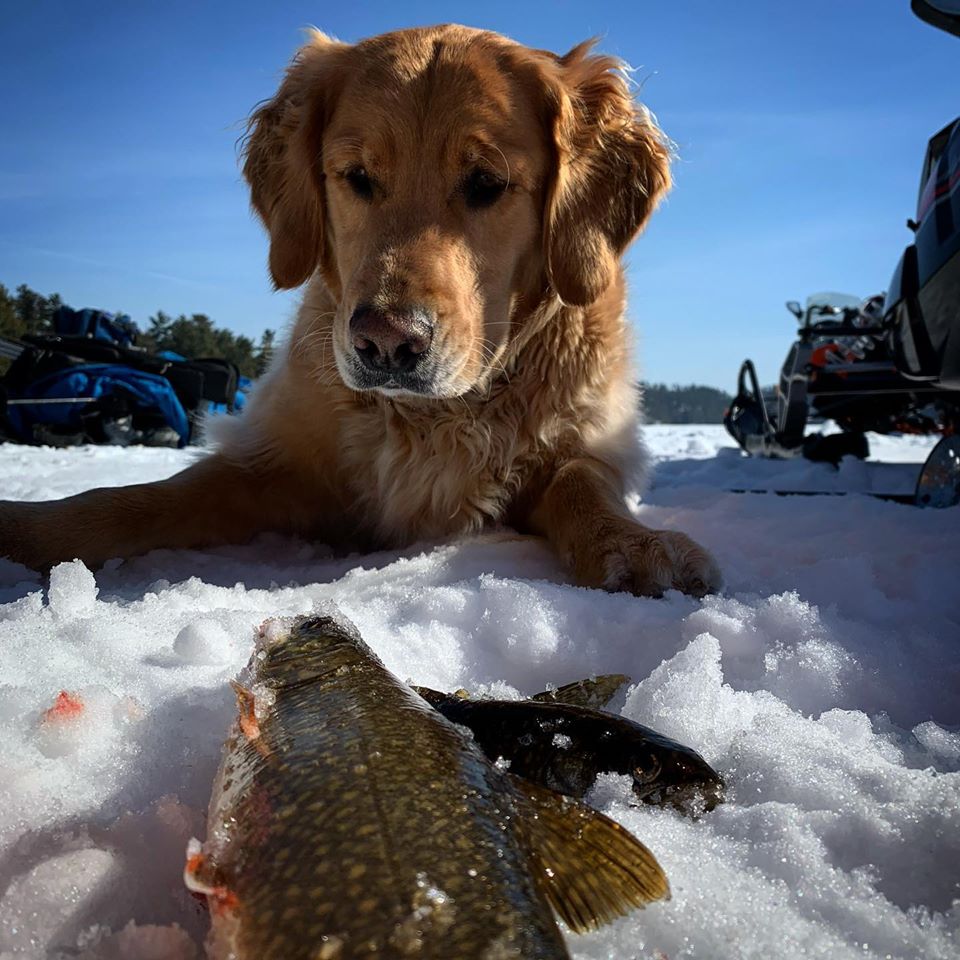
42 690 84 722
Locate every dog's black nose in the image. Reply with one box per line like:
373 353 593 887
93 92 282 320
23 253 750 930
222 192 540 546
350 305 433 375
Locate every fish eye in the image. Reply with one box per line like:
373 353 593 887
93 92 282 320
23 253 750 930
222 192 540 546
633 755 662 785
462 167 507 209
344 166 374 201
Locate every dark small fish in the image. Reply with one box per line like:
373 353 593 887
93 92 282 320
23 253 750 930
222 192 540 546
186 615 669 959
415 677 725 816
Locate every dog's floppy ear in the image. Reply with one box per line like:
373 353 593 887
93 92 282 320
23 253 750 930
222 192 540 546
543 41 672 307
243 31 348 290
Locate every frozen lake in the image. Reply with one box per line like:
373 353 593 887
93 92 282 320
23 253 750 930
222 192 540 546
0 425 957 959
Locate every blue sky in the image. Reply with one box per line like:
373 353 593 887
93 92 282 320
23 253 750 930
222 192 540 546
1 1 957 388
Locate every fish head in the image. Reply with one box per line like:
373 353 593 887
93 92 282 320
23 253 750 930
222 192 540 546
631 747 726 817
250 614 381 688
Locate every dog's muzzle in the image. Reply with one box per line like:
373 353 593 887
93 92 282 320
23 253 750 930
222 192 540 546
346 304 438 394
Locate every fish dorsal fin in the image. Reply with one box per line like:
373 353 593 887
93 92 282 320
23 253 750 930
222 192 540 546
411 686 470 706
530 674 630 710
510 774 669 933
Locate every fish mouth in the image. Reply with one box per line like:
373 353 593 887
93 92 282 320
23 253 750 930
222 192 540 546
295 614 360 638
249 613 374 688
256 613 360 652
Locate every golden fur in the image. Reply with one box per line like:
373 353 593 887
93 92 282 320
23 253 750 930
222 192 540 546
0 25 720 598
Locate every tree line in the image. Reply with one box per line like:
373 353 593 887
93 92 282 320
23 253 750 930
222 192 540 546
1 283 732 423
0 282 274 379
640 382 732 424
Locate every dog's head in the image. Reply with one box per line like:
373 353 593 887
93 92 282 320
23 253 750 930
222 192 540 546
244 25 670 398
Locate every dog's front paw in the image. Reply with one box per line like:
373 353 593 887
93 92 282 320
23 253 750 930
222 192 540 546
577 520 721 599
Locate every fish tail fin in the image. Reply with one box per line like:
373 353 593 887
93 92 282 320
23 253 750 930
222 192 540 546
511 774 669 933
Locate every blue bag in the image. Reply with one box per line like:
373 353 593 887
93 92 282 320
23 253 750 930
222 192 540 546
5 363 190 446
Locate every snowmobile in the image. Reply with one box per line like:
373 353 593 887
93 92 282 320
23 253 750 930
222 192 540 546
724 0 960 508
724 294 960 506
0 307 243 447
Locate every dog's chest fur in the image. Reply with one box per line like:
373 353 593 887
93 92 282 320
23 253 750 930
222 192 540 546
337 311 636 547
340 394 528 544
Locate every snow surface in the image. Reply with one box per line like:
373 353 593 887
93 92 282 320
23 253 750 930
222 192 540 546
0 427 958 959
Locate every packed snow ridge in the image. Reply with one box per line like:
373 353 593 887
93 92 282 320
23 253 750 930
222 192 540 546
0 425 957 959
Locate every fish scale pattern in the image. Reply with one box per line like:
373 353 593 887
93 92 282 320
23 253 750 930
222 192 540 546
198 618 570 959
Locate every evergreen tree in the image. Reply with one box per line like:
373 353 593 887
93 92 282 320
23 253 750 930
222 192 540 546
255 328 276 376
0 285 22 340
14 284 60 333
1 281 291 384
0 284 64 372
139 311 172 354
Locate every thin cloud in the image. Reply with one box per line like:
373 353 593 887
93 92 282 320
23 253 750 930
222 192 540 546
0 238 219 291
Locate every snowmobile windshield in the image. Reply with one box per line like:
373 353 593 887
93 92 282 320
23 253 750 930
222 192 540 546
912 0 960 37
805 292 861 312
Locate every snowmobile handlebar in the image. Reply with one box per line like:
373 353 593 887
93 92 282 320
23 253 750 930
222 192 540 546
795 305 887 342
799 318 887 340
735 358 773 433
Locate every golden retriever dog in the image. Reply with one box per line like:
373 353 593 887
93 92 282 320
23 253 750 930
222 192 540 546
0 24 720 598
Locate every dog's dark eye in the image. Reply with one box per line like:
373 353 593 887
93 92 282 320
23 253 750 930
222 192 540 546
463 168 507 209
344 166 374 201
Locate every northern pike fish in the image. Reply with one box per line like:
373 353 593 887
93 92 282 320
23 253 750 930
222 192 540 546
415 677 724 816
185 614 669 959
